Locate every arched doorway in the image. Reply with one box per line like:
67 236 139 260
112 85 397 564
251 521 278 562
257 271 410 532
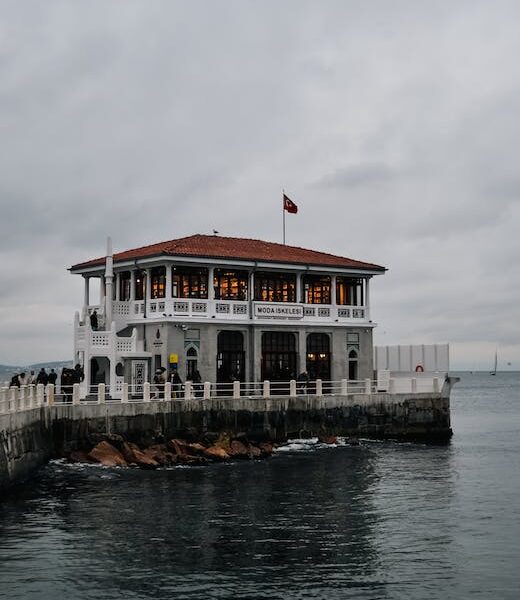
261 332 297 381
217 331 245 383
186 346 199 381
348 349 358 380
306 333 331 380
90 357 110 386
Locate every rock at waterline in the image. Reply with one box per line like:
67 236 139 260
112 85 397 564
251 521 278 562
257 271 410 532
203 446 230 461
88 441 127 467
121 442 159 469
318 435 338 445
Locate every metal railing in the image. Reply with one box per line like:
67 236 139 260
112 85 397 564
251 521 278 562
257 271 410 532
0 376 444 415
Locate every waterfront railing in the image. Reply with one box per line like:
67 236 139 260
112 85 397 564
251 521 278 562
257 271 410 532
0 376 444 415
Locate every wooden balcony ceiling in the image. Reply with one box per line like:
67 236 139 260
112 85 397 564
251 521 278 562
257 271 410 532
70 234 386 272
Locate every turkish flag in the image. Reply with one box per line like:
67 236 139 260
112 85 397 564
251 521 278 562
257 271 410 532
283 194 298 214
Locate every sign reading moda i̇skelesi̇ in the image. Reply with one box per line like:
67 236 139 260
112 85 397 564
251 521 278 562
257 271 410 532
254 303 304 319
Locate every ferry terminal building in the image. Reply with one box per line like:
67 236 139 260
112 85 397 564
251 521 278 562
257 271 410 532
70 235 386 397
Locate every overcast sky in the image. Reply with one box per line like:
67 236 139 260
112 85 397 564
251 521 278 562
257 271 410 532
1 0 519 370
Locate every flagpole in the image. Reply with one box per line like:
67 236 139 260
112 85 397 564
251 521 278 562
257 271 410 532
282 189 286 244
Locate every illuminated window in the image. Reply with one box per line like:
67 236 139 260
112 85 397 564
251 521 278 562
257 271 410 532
172 267 208 298
302 275 331 304
254 272 296 302
119 271 131 301
151 267 166 299
214 269 248 301
336 277 364 306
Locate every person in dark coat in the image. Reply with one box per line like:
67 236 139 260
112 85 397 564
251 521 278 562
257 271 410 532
47 369 58 385
74 363 84 383
89 310 98 330
10 373 20 388
36 368 48 386
297 371 309 394
171 371 183 398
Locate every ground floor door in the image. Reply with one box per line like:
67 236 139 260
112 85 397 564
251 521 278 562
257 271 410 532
306 333 331 380
261 332 297 381
217 331 245 383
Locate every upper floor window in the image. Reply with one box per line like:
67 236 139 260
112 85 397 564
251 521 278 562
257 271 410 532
119 271 131 301
172 266 208 299
254 271 296 303
302 275 331 304
336 277 364 306
151 267 166 299
135 270 146 301
214 269 248 301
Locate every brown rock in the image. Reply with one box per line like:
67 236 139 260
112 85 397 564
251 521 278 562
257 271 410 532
258 442 274 457
187 442 207 455
214 432 231 451
168 438 192 456
228 440 249 459
203 446 230 461
318 435 337 445
146 444 176 465
120 442 159 469
247 444 262 459
88 441 127 467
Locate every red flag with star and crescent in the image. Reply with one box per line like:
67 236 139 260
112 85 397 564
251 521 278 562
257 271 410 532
283 193 298 214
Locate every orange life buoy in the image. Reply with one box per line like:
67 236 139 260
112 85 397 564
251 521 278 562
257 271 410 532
415 364 424 373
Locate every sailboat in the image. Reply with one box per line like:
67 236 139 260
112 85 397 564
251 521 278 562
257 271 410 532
490 349 498 376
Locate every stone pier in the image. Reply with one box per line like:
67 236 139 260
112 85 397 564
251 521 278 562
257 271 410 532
0 385 454 490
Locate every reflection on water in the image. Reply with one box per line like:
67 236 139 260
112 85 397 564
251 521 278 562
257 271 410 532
1 373 520 599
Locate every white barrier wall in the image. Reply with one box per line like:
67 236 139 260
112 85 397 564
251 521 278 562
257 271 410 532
374 344 449 373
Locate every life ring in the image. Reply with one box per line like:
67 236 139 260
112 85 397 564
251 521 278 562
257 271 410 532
415 364 424 373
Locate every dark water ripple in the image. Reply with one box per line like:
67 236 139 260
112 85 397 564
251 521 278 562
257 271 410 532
1 372 519 599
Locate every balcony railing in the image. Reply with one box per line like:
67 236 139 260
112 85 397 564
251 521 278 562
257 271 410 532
109 299 368 323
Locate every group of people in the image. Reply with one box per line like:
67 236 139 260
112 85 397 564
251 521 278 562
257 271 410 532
152 367 203 398
10 368 58 388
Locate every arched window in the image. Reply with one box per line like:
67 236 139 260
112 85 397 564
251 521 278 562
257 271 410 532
186 346 199 380
348 349 358 381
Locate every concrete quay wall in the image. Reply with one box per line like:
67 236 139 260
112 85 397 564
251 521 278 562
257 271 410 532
0 392 451 490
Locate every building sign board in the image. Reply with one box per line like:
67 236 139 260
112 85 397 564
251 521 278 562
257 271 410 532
254 303 304 319
169 353 179 364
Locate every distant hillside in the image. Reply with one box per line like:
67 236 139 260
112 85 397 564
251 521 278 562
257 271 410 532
0 361 72 382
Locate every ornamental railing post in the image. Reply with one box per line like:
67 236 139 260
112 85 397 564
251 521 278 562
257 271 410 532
36 384 45 406
263 380 270 398
364 378 371 394
164 382 172 401
98 383 106 404
233 380 240 399
143 382 150 402
46 384 55 406
184 381 192 400
340 379 348 395
316 379 323 397
289 380 297 396
72 383 81 405
121 383 129 403
203 382 211 400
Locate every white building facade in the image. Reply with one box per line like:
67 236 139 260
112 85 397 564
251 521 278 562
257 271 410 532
70 234 386 398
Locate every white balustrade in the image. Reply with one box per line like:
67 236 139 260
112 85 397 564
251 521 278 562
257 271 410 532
289 379 297 396
316 379 323 396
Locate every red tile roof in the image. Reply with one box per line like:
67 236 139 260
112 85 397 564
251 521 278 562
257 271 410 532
70 234 386 272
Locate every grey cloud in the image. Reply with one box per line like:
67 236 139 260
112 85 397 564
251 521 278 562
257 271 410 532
1 0 520 369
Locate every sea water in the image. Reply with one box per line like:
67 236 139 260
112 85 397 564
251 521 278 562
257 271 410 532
0 372 519 599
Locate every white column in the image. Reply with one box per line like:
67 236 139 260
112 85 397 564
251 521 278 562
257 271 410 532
365 277 370 320
146 269 151 301
331 275 337 308
165 264 172 301
83 276 90 320
130 270 136 301
296 273 302 303
105 237 114 327
115 272 120 302
208 267 215 300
